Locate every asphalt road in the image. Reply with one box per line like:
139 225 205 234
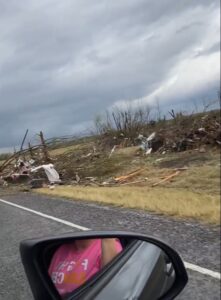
0 192 220 300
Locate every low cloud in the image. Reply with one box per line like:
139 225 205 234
0 0 220 148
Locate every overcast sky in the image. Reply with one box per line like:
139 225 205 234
0 0 220 150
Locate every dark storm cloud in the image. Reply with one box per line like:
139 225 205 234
0 0 220 148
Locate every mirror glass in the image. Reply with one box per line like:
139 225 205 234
47 238 123 298
45 237 176 300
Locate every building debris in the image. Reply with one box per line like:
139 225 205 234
120 179 147 186
138 132 165 154
114 168 145 183
152 170 181 187
30 178 46 189
75 172 80 183
38 131 52 162
145 148 152 155
172 167 188 171
2 160 31 183
81 153 93 158
155 158 164 162
31 164 61 184
109 145 117 158
20 129 29 152
147 132 156 141
0 110 219 190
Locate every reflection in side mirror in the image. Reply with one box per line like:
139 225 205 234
47 238 123 298
45 237 177 300
20 231 188 300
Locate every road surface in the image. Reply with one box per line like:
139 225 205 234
0 193 220 299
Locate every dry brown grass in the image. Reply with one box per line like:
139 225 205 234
49 144 83 156
36 145 220 225
167 164 220 195
36 185 220 224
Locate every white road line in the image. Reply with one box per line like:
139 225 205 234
0 198 89 231
184 262 220 280
0 198 220 280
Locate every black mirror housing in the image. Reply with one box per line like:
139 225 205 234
20 231 188 300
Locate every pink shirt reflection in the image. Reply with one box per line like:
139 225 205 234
48 239 122 296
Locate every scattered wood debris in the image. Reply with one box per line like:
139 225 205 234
120 179 147 186
152 170 181 187
114 168 145 184
1 109 219 190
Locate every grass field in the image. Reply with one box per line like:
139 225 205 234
36 149 220 224
36 185 220 224
1 128 219 224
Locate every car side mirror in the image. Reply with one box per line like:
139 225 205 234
20 231 188 300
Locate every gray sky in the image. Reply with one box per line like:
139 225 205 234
0 0 220 149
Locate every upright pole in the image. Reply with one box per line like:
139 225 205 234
39 131 51 162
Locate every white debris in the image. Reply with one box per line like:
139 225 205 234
138 132 156 153
31 164 61 183
82 152 92 158
102 181 109 186
29 159 35 165
109 145 117 158
137 134 144 140
76 173 80 183
145 148 152 155
147 132 156 141
155 158 164 162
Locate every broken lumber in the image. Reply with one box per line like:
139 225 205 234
114 168 145 183
20 129 29 152
120 179 147 186
152 170 180 187
39 131 51 162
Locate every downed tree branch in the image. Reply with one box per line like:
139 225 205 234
152 170 180 187
0 143 49 173
0 146 38 173
0 152 18 172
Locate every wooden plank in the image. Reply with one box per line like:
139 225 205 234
152 170 180 187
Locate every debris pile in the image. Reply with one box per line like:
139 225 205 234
96 110 220 155
0 110 220 190
0 131 62 188
136 111 221 155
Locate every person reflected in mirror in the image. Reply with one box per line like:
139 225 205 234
48 238 122 297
